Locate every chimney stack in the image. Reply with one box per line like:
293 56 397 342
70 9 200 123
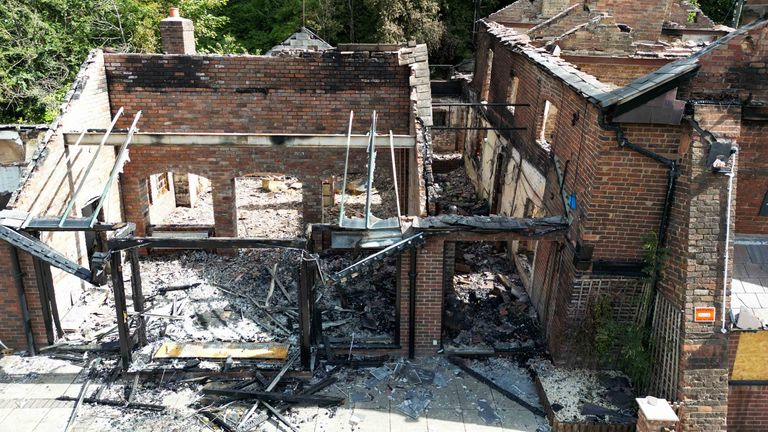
160 7 196 54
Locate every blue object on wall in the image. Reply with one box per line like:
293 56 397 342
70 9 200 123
568 192 577 210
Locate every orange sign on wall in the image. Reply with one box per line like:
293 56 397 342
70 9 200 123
694 307 716 322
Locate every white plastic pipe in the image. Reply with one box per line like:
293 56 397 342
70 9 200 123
721 151 737 333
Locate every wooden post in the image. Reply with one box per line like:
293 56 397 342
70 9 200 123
298 258 313 370
128 249 146 346
110 251 131 369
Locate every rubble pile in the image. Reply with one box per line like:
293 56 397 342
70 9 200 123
444 242 543 353
322 175 399 223
163 176 304 237
531 359 636 424
317 253 398 341
432 166 489 215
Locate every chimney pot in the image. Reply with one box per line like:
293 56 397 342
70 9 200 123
169 7 180 18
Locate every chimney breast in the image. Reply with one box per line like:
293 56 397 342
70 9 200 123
160 8 196 54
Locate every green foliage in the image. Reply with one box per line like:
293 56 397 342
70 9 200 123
698 0 737 24
0 0 242 123
584 295 654 394
581 232 667 394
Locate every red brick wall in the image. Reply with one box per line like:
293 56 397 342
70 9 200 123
736 122 768 234
121 144 407 235
565 57 670 87
680 23 768 235
728 385 768 431
1 50 117 351
104 52 412 134
728 332 768 432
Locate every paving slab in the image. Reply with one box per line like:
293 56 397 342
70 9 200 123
0 407 48 432
426 407 466 432
390 410 429 432
33 407 72 431
351 407 391 432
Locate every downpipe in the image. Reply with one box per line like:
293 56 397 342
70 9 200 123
720 150 737 334
408 248 417 359
598 114 678 326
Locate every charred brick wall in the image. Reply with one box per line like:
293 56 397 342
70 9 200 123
104 52 412 135
0 50 118 351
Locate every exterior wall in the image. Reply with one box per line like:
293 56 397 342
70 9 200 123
0 50 118 350
678 22 768 236
736 121 768 234
121 144 406 235
655 103 738 431
104 52 412 134
397 231 561 355
728 332 768 432
564 57 670 87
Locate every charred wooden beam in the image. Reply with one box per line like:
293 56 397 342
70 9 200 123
108 237 306 251
202 388 344 406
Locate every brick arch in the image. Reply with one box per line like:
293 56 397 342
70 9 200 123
121 144 403 237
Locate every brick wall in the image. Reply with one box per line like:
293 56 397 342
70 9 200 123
736 122 768 234
565 57 670 87
656 103 737 431
679 22 768 235
121 144 406 236
397 231 549 355
728 384 768 431
104 52 412 134
728 332 768 431
0 50 119 350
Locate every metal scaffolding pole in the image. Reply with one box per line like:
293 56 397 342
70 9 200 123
363 111 377 229
338 111 354 226
88 111 142 227
59 107 124 227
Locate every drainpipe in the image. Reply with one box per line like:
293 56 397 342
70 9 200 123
10 247 36 355
720 151 737 333
408 248 417 359
598 114 678 325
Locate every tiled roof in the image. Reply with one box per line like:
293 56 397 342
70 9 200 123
483 20 612 99
267 27 332 55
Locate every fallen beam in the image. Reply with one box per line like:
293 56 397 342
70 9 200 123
203 388 344 406
108 236 306 251
58 396 165 411
447 356 546 417
153 342 289 360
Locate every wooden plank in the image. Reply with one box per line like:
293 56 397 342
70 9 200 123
153 342 289 360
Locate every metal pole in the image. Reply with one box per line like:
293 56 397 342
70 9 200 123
721 152 737 334
389 130 402 221
59 107 124 226
338 111 354 226
364 111 377 229
10 247 36 355
89 111 142 227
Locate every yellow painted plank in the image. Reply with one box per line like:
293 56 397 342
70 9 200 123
154 342 289 360
732 331 768 380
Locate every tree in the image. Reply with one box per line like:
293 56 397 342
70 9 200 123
0 0 241 123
